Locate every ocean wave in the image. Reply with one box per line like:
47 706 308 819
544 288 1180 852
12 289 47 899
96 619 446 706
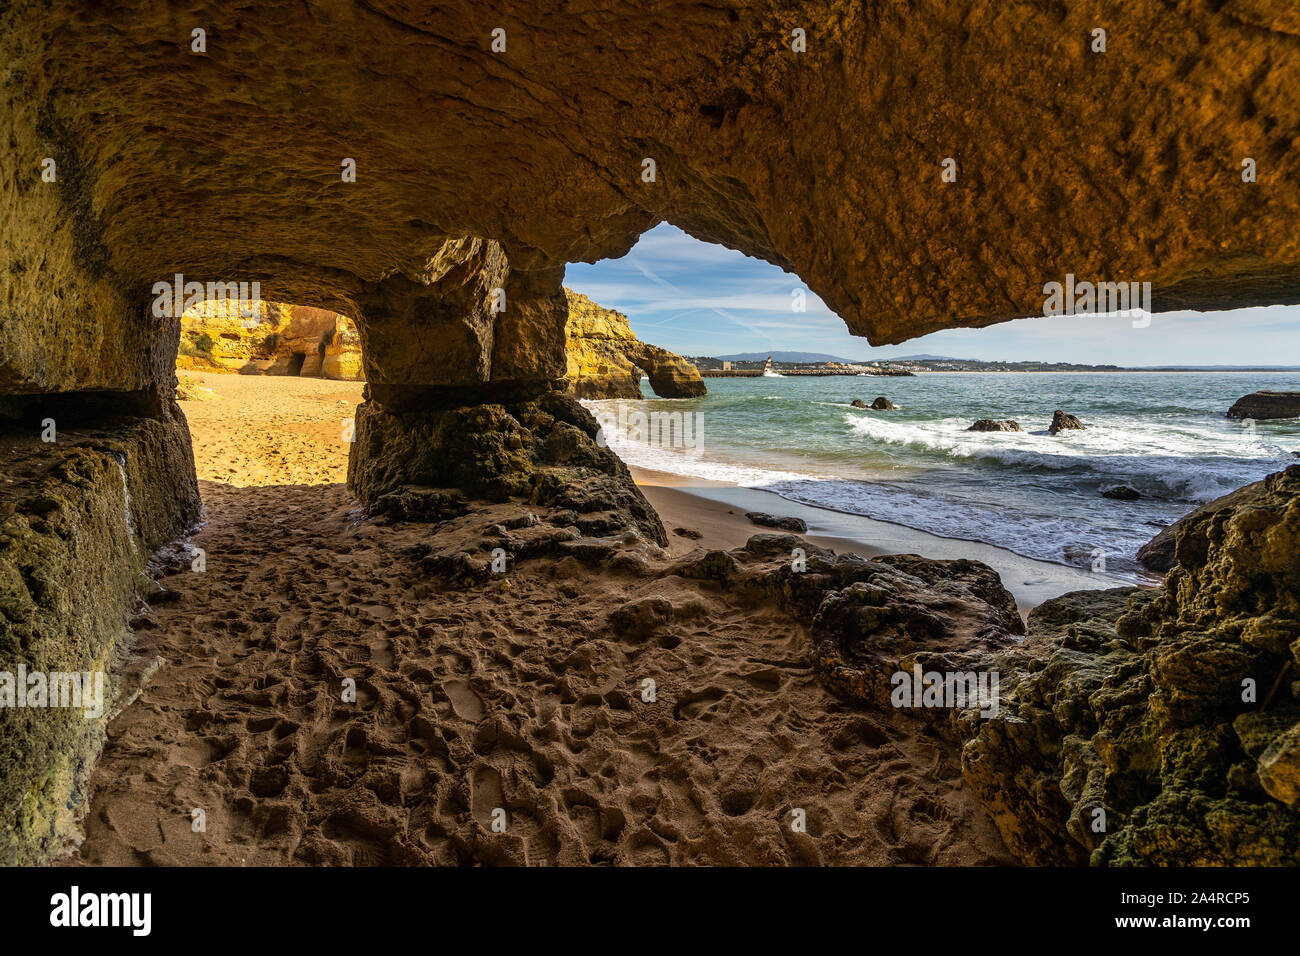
584 380 1295 577
842 412 1288 502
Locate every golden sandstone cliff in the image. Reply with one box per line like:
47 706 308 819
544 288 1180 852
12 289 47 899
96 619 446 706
177 300 363 380
563 290 706 399
1 1 1300 865
173 289 699 397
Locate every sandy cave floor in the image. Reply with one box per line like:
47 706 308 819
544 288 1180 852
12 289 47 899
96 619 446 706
70 373 1013 866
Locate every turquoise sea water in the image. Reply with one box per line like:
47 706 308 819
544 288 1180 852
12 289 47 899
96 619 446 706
585 372 1300 579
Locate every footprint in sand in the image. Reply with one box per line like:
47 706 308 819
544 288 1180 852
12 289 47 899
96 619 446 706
470 764 505 829
368 639 394 668
719 755 765 816
673 687 727 720
443 679 484 722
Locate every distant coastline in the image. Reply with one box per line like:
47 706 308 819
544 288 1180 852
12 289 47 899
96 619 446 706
690 355 1300 376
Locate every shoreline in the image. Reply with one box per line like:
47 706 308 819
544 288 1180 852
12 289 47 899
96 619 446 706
630 464 1144 613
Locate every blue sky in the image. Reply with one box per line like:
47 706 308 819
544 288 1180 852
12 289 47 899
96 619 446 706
564 224 1300 366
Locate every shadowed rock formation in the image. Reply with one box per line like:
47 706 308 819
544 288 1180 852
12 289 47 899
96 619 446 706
1101 485 1142 500
347 389 666 547
1137 477 1270 572
779 465 1300 865
0 405 200 863
564 291 705 399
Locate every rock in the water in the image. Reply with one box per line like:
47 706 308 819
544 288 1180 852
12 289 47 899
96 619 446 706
1101 485 1142 501
871 396 896 410
1227 391 1300 420
6 0 1300 869
745 512 807 533
564 290 705 399
850 399 868 408
1048 410 1086 434
967 419 1021 432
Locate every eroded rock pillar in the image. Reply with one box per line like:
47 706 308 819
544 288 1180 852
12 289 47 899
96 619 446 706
346 240 665 543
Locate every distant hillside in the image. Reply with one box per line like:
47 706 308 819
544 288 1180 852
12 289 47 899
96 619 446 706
714 351 860 363
710 351 976 363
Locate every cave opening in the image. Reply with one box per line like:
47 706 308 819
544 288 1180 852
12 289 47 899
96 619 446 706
177 297 363 381
173 295 365 495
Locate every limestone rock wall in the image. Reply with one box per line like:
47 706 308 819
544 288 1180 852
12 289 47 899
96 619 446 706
0 411 200 863
354 239 566 396
969 466 1300 865
564 290 705 399
178 300 363 380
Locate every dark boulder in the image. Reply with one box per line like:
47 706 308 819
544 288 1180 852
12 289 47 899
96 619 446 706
1048 410 1085 434
1226 391 1300 420
1101 485 1142 501
871 396 896 410
745 511 807 533
967 419 1021 432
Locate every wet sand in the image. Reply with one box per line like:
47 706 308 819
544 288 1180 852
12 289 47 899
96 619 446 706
70 373 1014 866
631 467 1130 616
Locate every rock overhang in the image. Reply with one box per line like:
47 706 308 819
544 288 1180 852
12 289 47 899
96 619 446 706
4 0 1300 390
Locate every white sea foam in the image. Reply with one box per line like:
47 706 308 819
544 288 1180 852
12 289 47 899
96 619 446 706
842 412 1287 502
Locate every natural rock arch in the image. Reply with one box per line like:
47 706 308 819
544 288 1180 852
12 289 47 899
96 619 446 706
563 290 706 401
4 1 1297 509
4 1 1299 501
